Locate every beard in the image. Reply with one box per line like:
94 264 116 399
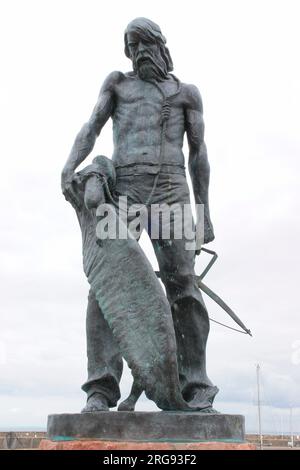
133 50 168 82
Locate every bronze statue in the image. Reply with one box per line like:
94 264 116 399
61 17 218 413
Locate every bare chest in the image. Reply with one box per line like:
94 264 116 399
113 77 184 128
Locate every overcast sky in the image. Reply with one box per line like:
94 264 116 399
0 0 299 434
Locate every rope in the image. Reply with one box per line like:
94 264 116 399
209 318 250 335
143 75 181 207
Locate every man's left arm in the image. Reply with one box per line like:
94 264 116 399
185 84 215 245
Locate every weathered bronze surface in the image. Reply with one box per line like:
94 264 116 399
61 18 219 413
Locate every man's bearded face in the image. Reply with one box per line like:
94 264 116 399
127 32 169 81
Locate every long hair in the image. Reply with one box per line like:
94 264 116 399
124 17 173 72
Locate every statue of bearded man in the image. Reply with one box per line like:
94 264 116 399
61 17 218 413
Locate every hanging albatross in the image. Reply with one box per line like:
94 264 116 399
67 155 199 411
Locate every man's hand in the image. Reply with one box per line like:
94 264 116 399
195 208 215 255
61 169 82 211
204 211 215 244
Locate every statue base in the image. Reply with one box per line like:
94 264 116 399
41 411 253 450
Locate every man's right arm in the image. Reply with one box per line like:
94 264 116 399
61 72 121 205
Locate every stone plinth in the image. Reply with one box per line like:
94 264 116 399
46 411 245 443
